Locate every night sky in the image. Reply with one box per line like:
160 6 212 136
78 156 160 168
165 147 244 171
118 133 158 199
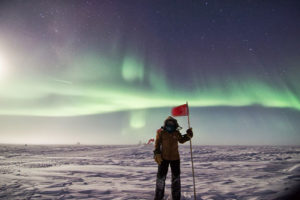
0 1 299 145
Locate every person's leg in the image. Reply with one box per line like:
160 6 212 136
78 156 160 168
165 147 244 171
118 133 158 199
170 159 181 200
154 160 170 200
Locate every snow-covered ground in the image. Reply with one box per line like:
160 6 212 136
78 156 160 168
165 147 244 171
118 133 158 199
0 144 299 200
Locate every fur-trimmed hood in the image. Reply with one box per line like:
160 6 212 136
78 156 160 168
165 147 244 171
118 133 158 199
162 116 180 130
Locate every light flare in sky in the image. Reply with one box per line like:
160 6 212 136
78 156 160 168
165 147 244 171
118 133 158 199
0 53 6 79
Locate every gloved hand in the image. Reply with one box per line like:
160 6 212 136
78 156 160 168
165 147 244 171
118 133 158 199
186 128 193 138
154 154 163 165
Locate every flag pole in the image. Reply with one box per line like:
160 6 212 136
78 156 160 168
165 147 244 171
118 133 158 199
186 101 196 200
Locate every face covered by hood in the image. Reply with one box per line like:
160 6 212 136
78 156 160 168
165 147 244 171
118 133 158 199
163 116 180 133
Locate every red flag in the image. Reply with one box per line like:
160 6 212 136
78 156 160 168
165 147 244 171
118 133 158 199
171 104 189 116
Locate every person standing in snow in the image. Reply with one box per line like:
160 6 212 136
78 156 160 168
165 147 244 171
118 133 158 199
153 116 193 200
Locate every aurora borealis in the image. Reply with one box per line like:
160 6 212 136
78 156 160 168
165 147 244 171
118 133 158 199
0 1 299 145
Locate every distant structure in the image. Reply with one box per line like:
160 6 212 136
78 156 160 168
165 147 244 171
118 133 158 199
76 142 80 145
138 138 155 146
147 138 155 145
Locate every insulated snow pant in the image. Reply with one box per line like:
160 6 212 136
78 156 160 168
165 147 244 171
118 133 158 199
154 159 181 200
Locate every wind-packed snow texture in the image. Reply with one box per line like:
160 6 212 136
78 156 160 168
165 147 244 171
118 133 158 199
0 145 299 200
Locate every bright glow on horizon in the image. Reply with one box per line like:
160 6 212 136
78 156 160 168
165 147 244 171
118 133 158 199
0 53 5 79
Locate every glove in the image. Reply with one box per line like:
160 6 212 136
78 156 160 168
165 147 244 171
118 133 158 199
154 154 163 165
186 128 193 138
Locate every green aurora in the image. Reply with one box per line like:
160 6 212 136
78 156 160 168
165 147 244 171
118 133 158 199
0 0 300 145
0 53 299 117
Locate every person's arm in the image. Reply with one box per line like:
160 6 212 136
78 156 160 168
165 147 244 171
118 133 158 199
177 128 193 144
153 129 162 156
153 129 163 165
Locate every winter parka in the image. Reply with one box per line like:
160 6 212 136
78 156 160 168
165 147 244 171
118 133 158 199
153 116 191 160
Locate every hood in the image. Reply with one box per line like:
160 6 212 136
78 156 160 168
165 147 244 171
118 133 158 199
163 116 180 130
